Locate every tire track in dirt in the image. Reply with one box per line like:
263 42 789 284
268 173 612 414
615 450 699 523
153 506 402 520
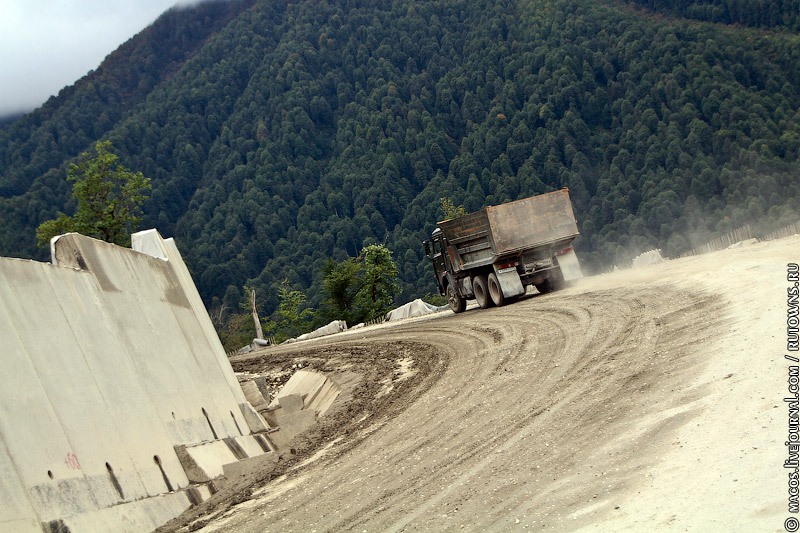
172 282 729 533
371 291 670 531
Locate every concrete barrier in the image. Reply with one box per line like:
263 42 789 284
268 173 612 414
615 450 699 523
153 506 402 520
0 230 271 531
254 371 343 450
269 370 342 417
46 491 193 533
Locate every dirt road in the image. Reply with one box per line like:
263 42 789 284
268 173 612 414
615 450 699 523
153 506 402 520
166 235 797 532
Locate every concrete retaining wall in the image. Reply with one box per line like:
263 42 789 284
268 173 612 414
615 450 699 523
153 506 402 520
0 230 267 532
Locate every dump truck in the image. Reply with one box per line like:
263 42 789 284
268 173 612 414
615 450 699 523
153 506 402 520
423 189 582 313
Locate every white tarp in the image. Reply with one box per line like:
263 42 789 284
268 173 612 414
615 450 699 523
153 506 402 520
292 320 348 342
386 299 447 321
632 249 665 268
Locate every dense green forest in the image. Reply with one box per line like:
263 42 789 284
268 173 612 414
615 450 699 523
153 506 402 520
623 0 800 30
1 0 799 327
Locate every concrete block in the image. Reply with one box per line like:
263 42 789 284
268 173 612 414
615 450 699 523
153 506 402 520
185 483 215 505
0 442 40 532
1 230 267 530
131 229 169 260
1 518 40 533
221 437 248 460
222 452 279 484
266 430 292 452
277 409 316 433
277 394 304 413
261 408 279 429
305 380 340 417
261 409 317 451
28 475 105 523
239 402 271 433
174 441 239 483
228 435 270 458
270 370 340 417
272 370 324 403
45 490 192 533
241 380 269 411
253 376 271 404
260 432 279 452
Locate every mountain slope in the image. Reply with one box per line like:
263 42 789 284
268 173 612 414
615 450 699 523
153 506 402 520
1 0 798 318
0 0 256 253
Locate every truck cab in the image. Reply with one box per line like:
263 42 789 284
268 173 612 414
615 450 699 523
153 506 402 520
423 228 449 296
424 228 470 313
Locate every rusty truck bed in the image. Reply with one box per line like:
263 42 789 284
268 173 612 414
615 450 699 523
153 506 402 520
437 189 579 271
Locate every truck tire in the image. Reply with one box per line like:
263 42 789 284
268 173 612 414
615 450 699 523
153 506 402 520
487 272 505 307
535 279 554 294
473 275 493 309
446 283 466 313
536 271 564 294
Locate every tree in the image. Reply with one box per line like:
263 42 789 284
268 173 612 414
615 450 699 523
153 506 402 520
353 244 400 322
321 243 400 324
321 256 361 323
36 140 151 247
274 281 314 340
440 197 466 220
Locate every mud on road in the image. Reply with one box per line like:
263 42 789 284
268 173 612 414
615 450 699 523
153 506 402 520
160 251 749 532
161 236 798 531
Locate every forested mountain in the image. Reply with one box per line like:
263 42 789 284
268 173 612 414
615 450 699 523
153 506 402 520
624 0 800 31
1 0 799 319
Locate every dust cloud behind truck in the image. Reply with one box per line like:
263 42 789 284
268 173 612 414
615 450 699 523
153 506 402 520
423 189 583 313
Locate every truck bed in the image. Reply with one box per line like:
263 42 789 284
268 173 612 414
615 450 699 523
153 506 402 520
437 189 579 271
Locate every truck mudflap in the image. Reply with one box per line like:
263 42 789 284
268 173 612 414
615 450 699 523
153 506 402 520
556 247 584 281
493 264 525 298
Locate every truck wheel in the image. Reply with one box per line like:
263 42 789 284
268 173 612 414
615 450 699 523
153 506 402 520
535 279 553 294
446 283 466 313
473 275 493 309
487 272 505 306
536 274 564 294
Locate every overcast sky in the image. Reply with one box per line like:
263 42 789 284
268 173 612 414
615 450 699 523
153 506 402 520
0 0 187 117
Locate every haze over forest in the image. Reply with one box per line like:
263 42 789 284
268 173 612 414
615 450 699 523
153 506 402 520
1 0 799 321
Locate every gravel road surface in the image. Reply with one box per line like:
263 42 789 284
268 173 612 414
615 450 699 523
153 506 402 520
161 235 797 532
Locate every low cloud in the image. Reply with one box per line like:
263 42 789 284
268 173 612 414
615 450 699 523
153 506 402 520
0 0 180 117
